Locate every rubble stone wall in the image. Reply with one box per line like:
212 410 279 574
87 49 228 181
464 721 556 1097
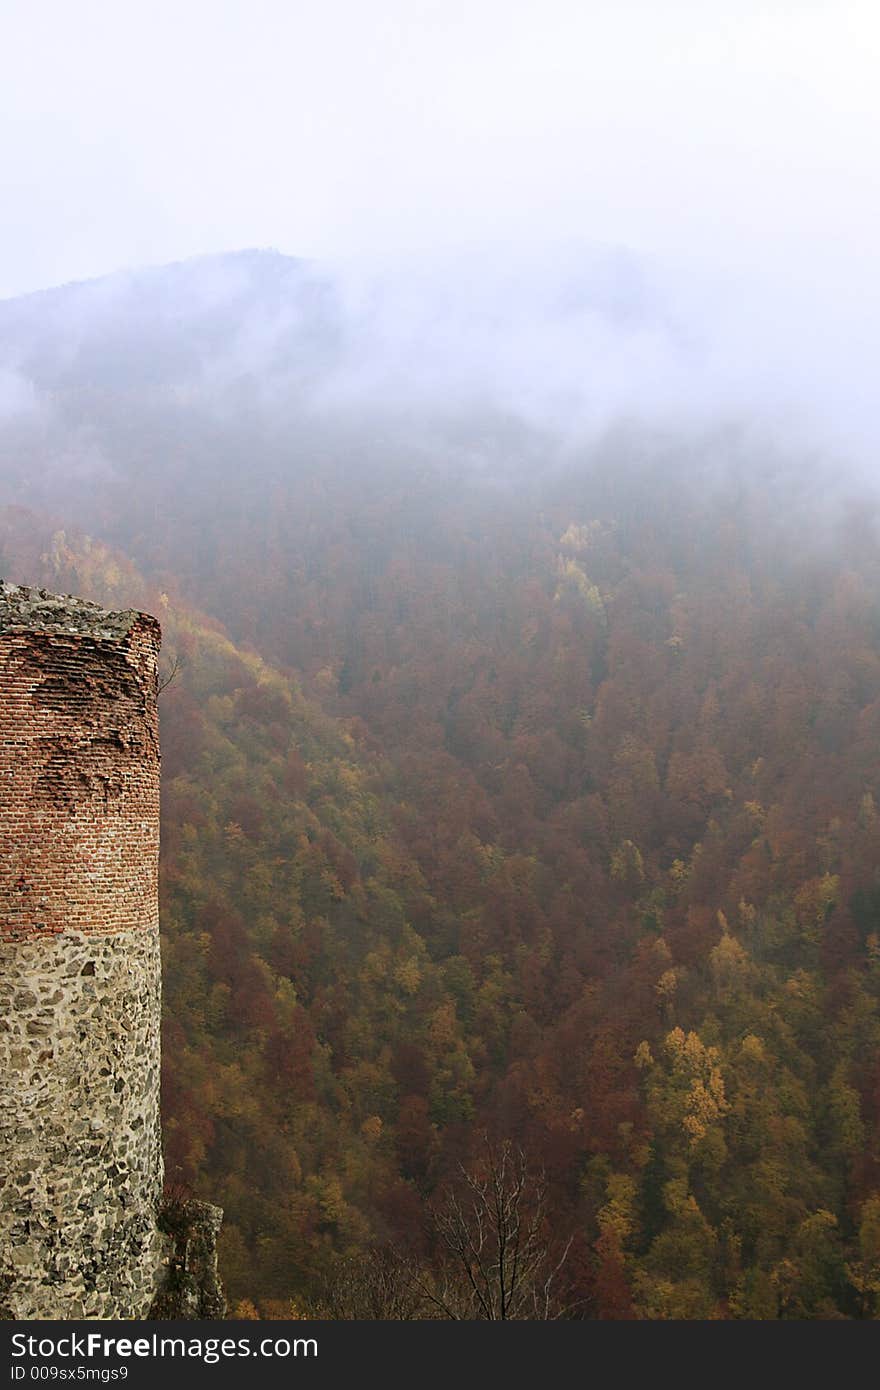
0 929 163 1318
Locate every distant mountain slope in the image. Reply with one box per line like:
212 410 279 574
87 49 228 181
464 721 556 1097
0 512 487 1303
0 250 330 390
0 241 681 445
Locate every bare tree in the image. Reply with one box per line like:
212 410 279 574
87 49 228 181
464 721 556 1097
157 651 185 695
313 1139 574 1321
421 1137 573 1319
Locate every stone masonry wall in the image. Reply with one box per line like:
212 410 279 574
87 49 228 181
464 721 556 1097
0 930 163 1318
0 584 164 1318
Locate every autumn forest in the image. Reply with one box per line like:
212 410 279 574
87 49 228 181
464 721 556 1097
2 251 880 1318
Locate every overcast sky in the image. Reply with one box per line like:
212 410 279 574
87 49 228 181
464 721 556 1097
0 0 878 299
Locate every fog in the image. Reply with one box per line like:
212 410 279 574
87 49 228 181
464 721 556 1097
0 241 877 483
0 1 878 512
318 245 880 467
3 2 878 291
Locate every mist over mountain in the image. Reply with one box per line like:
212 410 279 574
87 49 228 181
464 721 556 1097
1 242 874 475
0 241 875 609
0 243 672 436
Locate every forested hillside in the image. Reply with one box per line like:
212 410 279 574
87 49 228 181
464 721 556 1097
2 253 880 1317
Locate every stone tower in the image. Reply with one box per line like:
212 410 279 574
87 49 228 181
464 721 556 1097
0 583 164 1319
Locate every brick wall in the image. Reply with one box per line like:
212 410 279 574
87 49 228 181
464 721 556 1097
0 587 161 943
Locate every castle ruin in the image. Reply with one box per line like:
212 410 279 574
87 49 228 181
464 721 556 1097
0 583 165 1318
